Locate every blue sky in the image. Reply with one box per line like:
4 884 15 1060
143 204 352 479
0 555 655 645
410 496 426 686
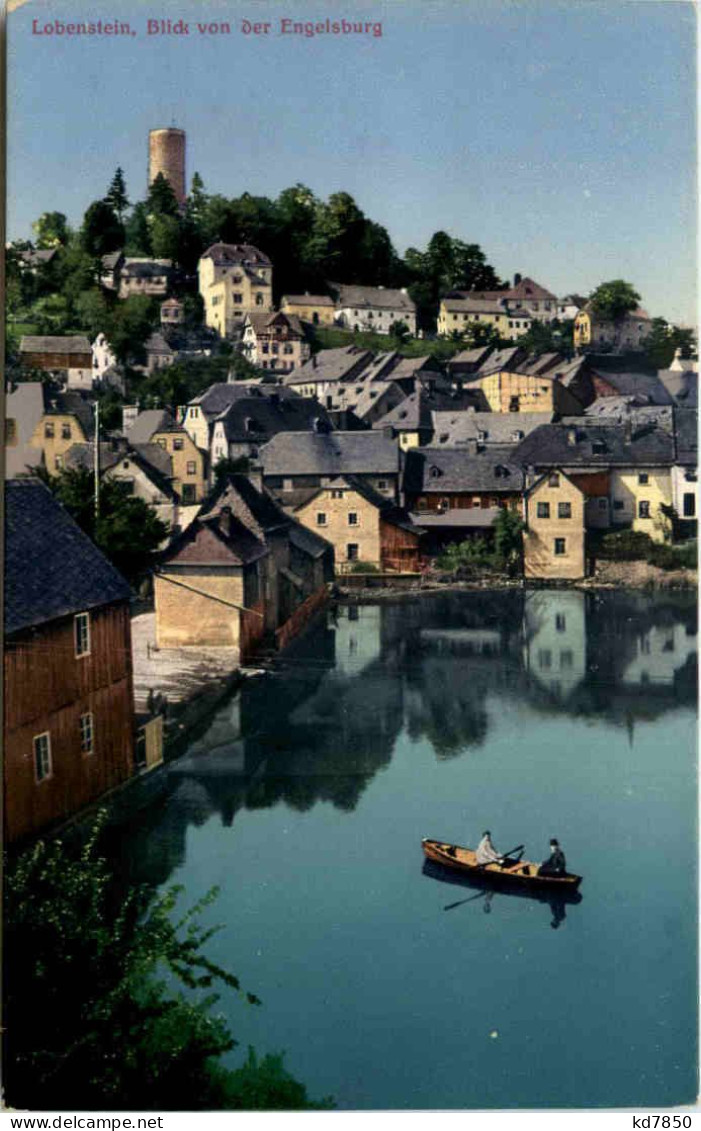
8 0 697 323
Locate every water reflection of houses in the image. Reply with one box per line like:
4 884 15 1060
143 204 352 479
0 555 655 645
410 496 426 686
108 590 697 890
522 591 587 702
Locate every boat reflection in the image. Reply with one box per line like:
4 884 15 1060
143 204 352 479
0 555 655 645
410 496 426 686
422 858 583 929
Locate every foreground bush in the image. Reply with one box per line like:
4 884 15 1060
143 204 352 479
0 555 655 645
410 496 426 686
4 817 333 1111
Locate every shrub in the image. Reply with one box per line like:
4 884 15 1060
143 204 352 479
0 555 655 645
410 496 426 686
598 530 655 561
348 561 380 574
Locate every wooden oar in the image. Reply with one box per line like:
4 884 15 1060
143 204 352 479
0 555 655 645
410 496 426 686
444 890 488 912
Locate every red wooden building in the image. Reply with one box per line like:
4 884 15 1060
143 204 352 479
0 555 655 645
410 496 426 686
4 480 135 843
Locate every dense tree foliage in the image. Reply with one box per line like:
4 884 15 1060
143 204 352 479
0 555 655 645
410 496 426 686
31 211 70 249
81 200 124 259
404 231 503 331
105 167 130 222
589 279 641 322
643 317 697 369
39 466 168 580
4 819 332 1110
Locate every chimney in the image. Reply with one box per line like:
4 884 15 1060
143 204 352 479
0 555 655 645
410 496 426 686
122 405 138 434
312 355 318 369
383 425 394 440
624 418 633 444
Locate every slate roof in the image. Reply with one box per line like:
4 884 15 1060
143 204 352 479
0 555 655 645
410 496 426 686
475 346 527 375
403 447 525 496
122 258 173 278
127 408 185 444
200 473 292 538
512 422 675 468
431 410 553 446
190 382 297 419
592 370 675 406
374 387 487 433
441 296 509 314
20 335 92 355
505 276 557 302
285 346 373 385
332 284 416 312
5 479 131 635
657 369 698 407
64 441 177 498
216 395 333 443
260 430 401 477
161 511 268 568
674 408 698 465
20 248 57 268
244 311 306 338
446 346 495 372
288 521 332 559
42 389 96 438
144 332 176 357
200 242 272 268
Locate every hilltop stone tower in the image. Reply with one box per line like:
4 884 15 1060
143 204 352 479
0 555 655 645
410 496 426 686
148 127 186 206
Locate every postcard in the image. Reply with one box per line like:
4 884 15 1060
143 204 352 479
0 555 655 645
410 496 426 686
4 0 698 1120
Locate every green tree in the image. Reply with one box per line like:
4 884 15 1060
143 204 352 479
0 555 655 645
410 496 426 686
4 819 332 1110
150 212 182 261
389 320 411 343
493 506 524 572
518 317 574 357
147 171 180 218
405 231 502 331
74 288 113 341
124 202 153 256
588 279 641 322
460 321 503 348
56 241 101 305
107 294 157 366
81 200 124 259
32 211 70 249
105 166 130 223
42 466 167 580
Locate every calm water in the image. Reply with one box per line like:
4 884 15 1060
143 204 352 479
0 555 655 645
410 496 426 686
109 589 698 1110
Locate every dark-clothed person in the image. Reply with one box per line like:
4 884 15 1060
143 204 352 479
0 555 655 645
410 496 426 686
539 838 567 877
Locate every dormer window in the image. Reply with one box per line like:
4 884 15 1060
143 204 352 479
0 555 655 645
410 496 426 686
429 465 442 479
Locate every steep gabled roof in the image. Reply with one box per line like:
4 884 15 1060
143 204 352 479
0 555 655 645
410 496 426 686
200 473 291 539
5 479 131 635
244 311 305 337
215 395 333 443
285 345 373 385
161 510 267 568
674 408 698 465
200 242 272 268
294 474 419 536
282 294 335 307
42 389 96 438
431 410 552 447
127 408 185 444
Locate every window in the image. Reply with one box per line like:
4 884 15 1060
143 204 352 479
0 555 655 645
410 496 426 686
538 649 552 670
558 502 572 519
377 480 388 490
347 543 359 561
548 474 560 488
316 512 327 526
256 294 264 306
638 501 651 519
173 438 184 451
683 493 696 518
272 344 279 354
614 500 625 511
348 513 358 526
331 490 344 499
536 502 550 519
186 461 196 475
121 479 135 495
55 456 63 471
509 397 520 412
61 423 71 440
34 732 52 782
233 293 243 304
560 649 573 669
684 470 697 483
157 438 167 449
598 498 608 510
182 484 197 504
44 422 55 439
74 612 90 657
80 712 94 755
5 418 17 444
284 344 294 354
261 344 269 354
554 538 566 556
638 473 649 485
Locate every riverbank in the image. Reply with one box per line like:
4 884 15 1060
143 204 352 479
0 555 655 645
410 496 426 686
334 561 697 599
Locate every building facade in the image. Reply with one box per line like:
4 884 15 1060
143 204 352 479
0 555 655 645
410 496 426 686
523 471 586 580
198 243 273 338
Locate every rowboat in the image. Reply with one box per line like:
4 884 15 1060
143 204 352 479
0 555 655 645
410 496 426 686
421 837 583 892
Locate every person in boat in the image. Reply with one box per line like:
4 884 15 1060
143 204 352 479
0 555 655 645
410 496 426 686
538 838 567 877
475 831 502 865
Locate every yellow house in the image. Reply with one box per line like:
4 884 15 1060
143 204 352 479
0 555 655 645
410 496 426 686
574 306 652 353
127 408 207 504
292 475 421 573
469 368 583 415
281 294 336 326
438 298 531 341
523 470 586 580
609 467 673 543
29 390 94 475
198 242 273 339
